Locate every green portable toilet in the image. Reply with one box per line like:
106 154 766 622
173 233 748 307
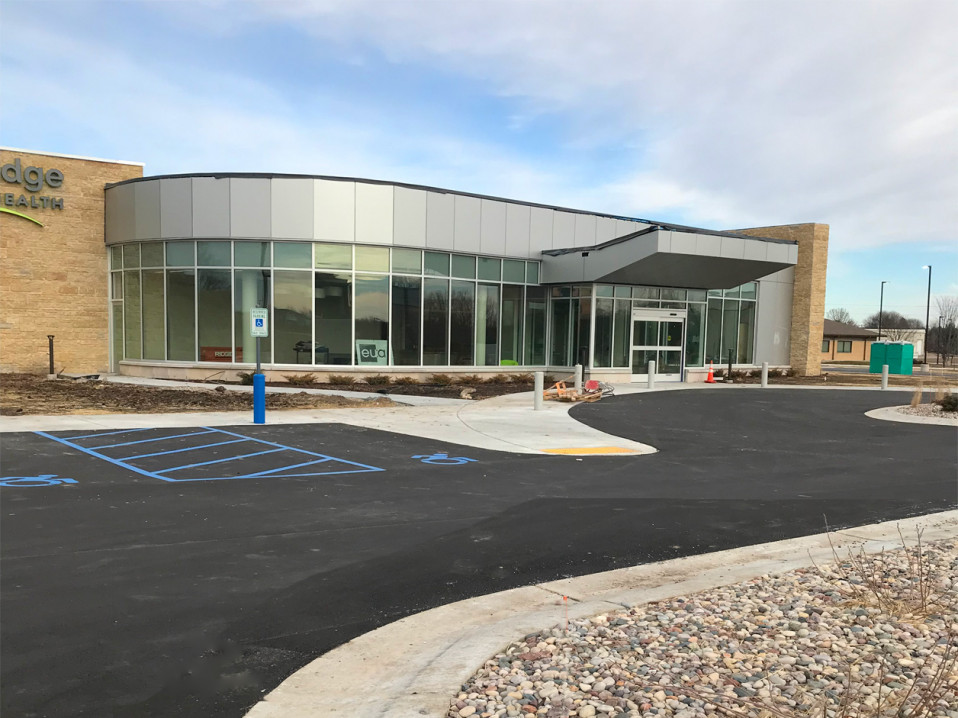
869 341 914 375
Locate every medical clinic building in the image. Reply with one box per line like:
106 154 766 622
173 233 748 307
1 148 829 382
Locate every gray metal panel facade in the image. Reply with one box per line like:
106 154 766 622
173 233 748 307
552 211 575 249
355 182 393 245
574 213 596 247
425 191 454 250
192 177 230 238
720 236 746 259
159 178 193 238
453 194 481 252
270 178 313 239
105 183 135 244
505 203 531 257
393 186 427 248
755 268 794 365
230 178 271 238
595 216 617 245
133 180 161 240
479 199 507 255
529 207 553 254
314 179 355 242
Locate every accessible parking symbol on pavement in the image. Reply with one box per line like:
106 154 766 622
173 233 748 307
35 427 383 482
0 475 78 488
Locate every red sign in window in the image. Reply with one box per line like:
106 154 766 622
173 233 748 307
200 346 242 362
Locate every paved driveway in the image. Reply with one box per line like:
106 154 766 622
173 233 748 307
1 389 954 717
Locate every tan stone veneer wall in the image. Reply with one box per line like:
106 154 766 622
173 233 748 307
0 149 142 373
735 223 829 376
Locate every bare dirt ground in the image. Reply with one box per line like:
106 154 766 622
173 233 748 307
0 374 396 416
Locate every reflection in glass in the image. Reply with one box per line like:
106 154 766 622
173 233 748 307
705 297 723 363
502 260 524 284
234 269 271 363
392 248 422 274
356 246 389 272
500 285 523 364
123 271 141 359
686 302 705 367
354 274 389 362
273 271 312 364
476 284 500 365
612 300 630 367
477 257 501 281
140 243 164 267
722 300 739 364
391 276 421 365
142 270 165 360
450 280 475 365
451 255 476 279
574 298 591 367
422 279 449 365
166 241 195 267
315 273 352 364
738 301 755 363
315 243 352 270
274 242 312 268
424 252 450 277
235 242 270 267
523 286 546 365
198 241 230 266
167 269 196 361
198 269 232 361
593 299 613 367
632 349 656 374
550 299 570 365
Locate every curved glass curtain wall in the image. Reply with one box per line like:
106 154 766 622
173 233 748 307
109 241 544 368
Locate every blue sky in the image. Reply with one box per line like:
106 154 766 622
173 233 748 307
2 0 955 324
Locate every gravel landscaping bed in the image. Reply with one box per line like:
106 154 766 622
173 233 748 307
450 539 957 717
897 404 958 422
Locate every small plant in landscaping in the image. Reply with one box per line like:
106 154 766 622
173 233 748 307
459 374 482 385
363 374 392 385
427 373 454 385
934 393 957 412
236 371 256 386
910 382 924 407
327 374 355 385
392 376 419 385
514 373 534 384
487 373 512 385
282 373 318 386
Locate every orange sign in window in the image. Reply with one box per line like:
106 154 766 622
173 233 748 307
200 346 242 362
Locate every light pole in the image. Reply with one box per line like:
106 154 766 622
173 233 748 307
878 281 887 340
922 265 932 364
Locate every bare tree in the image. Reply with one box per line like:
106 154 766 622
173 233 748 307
862 310 923 340
826 307 855 325
934 295 958 366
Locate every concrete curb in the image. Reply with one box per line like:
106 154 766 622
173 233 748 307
244 509 958 718
865 405 958 426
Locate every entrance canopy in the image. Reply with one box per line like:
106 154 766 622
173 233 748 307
540 223 798 289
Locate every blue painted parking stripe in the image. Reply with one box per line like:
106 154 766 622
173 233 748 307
239 457 332 478
154 448 286 474
35 431 173 481
124 439 250 461
175 467 377 481
63 427 156 441
87 430 216 450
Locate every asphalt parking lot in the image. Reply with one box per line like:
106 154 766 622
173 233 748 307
1 389 955 717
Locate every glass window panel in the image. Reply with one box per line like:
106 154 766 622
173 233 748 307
167 269 196 361
612 300 630 367
197 269 233 361
722 300 740 364
661 321 682 348
423 279 449 366
633 300 660 308
392 248 422 274
523 286 547 365
551 286 571 298
476 284 500 365
572 286 591 298
502 260 524 284
111 272 123 300
595 285 614 298
738 301 755 363
235 242 270 267
111 302 123 369
142 270 165 360
632 349 657 375
705 297 723 364
354 274 389 364
724 285 741 298
314 273 353 365
451 254 476 279
686 302 705 367
197 241 231 266
315 242 352 270
525 262 539 284
634 320 658 346
477 257 501 281
662 301 686 309
613 286 631 298
123 271 141 359
123 244 140 269
273 270 313 364
574 298 591 367
659 349 682 374
740 282 757 300
450 280 475 365
140 242 164 267
550 299 571 365
166 241 195 267
500 285 523 364
822 340 830 352
424 251 450 277
391 276 421 365
687 289 708 302
273 242 312 268
660 288 687 301
110 245 122 269
356 246 389 272
708 289 723 297
594 299 613 367
633 287 659 299
234 269 271 363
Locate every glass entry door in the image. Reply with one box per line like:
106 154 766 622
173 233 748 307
630 309 686 381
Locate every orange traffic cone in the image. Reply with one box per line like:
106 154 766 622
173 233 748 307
705 361 716 383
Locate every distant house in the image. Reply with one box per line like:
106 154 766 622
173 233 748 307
821 319 878 362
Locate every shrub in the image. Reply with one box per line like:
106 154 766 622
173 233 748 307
392 376 419 386
283 372 318 386
514 373 535 384
363 374 392 385
910 383 924 407
327 374 356 385
427 373 454 385
459 374 482 385
236 371 256 386
935 393 957 412
487 373 512 384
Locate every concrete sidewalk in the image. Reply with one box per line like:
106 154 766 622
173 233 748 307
244 509 958 718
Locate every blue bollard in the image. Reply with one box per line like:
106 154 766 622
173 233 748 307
253 373 266 424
